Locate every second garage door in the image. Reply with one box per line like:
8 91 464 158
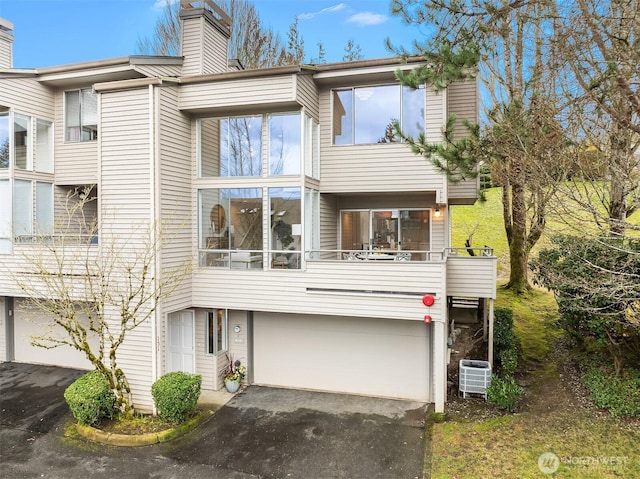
253 312 430 402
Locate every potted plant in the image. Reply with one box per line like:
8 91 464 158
222 354 246 393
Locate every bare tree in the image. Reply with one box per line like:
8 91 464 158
137 0 302 69
552 0 640 237
14 187 191 414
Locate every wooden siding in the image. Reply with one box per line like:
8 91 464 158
0 30 12 69
192 261 446 322
0 78 54 119
446 255 497 299
100 86 155 411
193 309 217 390
295 74 319 120
54 90 99 184
317 86 445 193
447 80 480 203
179 75 297 114
425 86 445 143
202 16 228 74
181 17 204 76
0 244 99 297
181 13 228 76
157 86 193 312
134 64 182 78
319 194 338 254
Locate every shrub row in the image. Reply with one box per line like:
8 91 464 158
65 370 202 426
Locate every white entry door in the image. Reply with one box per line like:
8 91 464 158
168 311 195 373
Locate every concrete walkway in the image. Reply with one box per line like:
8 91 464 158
1 363 427 479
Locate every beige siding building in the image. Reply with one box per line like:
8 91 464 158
0 0 496 413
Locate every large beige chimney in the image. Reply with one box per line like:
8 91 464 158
179 0 230 75
0 18 14 69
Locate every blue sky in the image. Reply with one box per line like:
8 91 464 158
0 0 425 69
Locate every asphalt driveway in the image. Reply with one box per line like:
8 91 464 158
0 363 427 478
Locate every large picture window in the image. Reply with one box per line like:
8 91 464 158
340 209 431 260
199 112 308 178
199 188 263 268
65 88 98 142
332 84 425 145
269 187 301 269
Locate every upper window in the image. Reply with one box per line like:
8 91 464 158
332 84 425 145
0 112 53 173
198 112 311 178
268 113 301 175
65 88 98 142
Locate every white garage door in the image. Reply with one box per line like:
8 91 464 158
14 299 94 370
253 313 430 401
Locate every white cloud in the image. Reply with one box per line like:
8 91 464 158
298 3 348 20
346 12 388 27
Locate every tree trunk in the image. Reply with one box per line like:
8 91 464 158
503 166 531 293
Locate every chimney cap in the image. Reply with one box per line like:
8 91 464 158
0 18 14 34
180 0 230 28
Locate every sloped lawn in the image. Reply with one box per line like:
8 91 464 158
429 287 640 479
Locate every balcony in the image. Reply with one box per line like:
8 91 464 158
193 247 497 321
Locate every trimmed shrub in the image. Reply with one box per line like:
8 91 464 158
498 347 518 376
494 307 516 352
493 307 520 375
64 370 116 426
151 372 202 424
487 375 523 412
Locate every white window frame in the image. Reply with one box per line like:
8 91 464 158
64 88 98 143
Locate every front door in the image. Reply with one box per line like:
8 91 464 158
168 310 195 373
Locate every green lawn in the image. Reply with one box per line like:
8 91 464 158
450 186 640 278
430 286 640 479
431 189 640 478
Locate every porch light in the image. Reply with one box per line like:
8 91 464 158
434 206 441 218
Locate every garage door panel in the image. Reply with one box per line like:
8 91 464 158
14 299 95 370
254 313 429 401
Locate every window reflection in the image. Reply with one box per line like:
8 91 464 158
199 188 263 268
221 117 262 177
269 113 301 175
332 85 425 145
269 187 301 269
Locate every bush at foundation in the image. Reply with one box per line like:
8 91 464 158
64 370 117 426
152 372 202 424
